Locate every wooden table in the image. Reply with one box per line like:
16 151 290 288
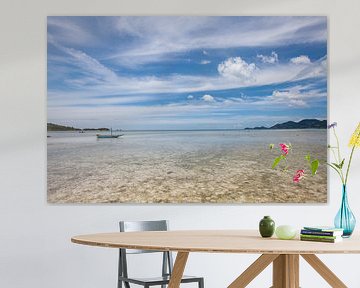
71 230 360 288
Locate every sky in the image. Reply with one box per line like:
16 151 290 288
47 16 327 130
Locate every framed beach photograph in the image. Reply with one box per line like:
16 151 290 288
47 16 328 203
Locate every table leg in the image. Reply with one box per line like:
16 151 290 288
301 254 347 288
168 252 189 288
272 254 299 288
229 253 348 288
228 254 279 288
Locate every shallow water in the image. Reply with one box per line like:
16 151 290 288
47 129 327 203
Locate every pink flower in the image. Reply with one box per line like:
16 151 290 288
293 169 305 183
279 143 289 155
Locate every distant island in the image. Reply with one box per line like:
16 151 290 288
47 123 109 131
48 119 327 132
47 123 80 131
82 128 110 131
244 119 327 130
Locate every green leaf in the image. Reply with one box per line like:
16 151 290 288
327 163 341 172
272 155 284 169
311 159 319 175
305 154 311 162
339 158 345 169
269 144 274 150
332 162 340 169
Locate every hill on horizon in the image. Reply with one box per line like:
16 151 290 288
244 119 327 130
47 123 80 131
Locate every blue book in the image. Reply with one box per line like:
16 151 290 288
302 226 343 236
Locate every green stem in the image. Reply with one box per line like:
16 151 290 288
326 163 344 183
333 127 345 183
333 127 342 162
283 156 288 171
328 147 345 184
345 145 356 185
330 147 339 164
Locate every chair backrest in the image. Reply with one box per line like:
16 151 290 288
120 220 168 232
119 220 169 254
118 220 174 283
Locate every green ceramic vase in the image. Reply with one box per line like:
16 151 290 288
259 216 275 238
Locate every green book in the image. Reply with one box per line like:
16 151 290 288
300 236 342 243
300 234 339 240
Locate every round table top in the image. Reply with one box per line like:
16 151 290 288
71 230 360 254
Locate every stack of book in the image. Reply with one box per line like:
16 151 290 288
300 226 344 243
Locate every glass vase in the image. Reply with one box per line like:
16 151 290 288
334 185 356 237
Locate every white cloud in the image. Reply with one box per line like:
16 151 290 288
48 89 324 130
293 57 326 80
49 41 118 83
257 51 278 64
267 84 326 107
48 37 327 107
48 17 327 99
200 60 211 65
49 44 327 106
48 92 156 107
47 17 97 46
202 94 215 102
48 50 327 109
107 16 326 66
290 55 311 65
48 17 328 130
272 89 307 107
217 57 256 81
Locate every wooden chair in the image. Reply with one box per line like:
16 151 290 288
118 220 204 288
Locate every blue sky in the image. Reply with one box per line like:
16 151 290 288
47 16 327 130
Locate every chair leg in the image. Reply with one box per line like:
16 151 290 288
198 278 204 288
118 250 122 288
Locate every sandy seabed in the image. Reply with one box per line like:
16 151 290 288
47 130 327 204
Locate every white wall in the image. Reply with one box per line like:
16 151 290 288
1 0 360 287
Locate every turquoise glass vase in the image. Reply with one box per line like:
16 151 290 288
334 185 356 237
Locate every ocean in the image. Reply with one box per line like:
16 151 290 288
47 129 327 203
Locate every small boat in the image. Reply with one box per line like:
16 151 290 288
96 134 123 139
96 128 123 139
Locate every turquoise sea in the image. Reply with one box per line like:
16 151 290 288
47 129 327 203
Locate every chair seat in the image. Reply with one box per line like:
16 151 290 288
119 274 203 286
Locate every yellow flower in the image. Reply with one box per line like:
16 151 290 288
349 122 360 147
